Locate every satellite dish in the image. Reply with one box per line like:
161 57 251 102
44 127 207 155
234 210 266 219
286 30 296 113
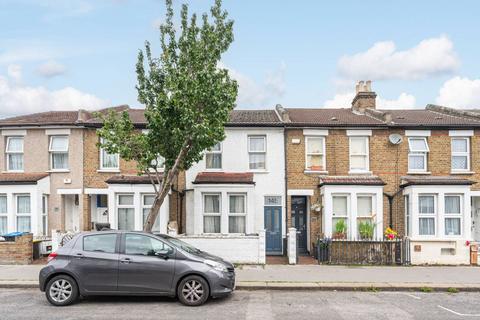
389 133 403 145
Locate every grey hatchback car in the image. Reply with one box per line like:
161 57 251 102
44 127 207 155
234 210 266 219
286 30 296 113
39 231 235 307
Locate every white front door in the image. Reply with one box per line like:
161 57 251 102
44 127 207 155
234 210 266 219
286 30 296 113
64 195 80 232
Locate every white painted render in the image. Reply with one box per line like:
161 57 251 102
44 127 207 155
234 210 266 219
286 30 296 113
0 176 50 236
185 127 285 245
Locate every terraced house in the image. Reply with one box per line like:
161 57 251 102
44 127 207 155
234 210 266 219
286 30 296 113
1 81 479 265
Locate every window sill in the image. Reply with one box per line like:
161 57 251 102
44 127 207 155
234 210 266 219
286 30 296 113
348 170 372 175
450 171 475 175
2 170 24 173
406 171 431 175
47 169 70 173
248 170 269 174
304 170 328 175
204 168 223 172
97 169 120 173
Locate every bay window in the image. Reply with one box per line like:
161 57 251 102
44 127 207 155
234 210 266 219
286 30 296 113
444 195 461 236
206 143 222 170
418 195 435 236
357 195 374 239
305 136 325 171
142 194 160 232
117 194 134 230
349 137 369 172
49 136 69 170
408 138 429 172
248 136 266 170
451 138 470 172
228 194 246 233
15 194 31 233
5 136 24 172
203 194 221 233
0 194 7 235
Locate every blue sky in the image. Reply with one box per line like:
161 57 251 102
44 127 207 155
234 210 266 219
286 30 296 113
1 0 479 118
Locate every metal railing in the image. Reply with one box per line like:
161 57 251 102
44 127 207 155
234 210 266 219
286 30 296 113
316 237 410 265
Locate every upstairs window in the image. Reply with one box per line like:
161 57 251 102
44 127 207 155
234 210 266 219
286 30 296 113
100 138 119 170
206 143 222 170
408 138 429 172
451 137 470 172
305 137 325 171
349 137 369 172
248 136 266 170
5 136 24 172
49 136 69 170
150 155 165 171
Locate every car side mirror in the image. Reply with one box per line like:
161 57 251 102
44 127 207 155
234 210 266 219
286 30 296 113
155 249 172 259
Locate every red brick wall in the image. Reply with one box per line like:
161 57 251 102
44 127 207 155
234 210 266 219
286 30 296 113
0 234 33 265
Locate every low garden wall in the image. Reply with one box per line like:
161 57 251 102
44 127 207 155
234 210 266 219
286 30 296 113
178 231 266 264
0 233 33 265
409 240 470 265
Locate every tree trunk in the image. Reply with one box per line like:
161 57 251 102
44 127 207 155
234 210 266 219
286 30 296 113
143 139 190 232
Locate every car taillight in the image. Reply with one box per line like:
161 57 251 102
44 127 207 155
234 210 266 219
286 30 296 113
47 252 58 263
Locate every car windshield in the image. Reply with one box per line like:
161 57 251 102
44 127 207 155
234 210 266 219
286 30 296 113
162 236 201 254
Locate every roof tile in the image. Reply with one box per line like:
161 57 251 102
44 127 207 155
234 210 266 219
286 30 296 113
0 173 49 184
193 172 255 184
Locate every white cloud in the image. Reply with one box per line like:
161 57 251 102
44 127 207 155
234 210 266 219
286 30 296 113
337 36 459 81
7 64 22 83
220 62 286 108
324 91 416 109
0 73 107 117
435 76 480 108
36 60 67 78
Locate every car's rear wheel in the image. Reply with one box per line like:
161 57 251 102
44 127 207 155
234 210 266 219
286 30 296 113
177 275 209 306
45 275 79 306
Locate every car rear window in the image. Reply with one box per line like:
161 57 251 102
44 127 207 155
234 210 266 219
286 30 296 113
83 234 117 253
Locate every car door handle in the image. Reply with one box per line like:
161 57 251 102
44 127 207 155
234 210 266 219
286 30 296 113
120 258 131 264
75 253 84 259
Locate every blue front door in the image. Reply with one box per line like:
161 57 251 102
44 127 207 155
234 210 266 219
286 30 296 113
265 206 282 254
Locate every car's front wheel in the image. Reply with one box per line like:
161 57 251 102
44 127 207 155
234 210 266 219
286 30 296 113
45 275 79 306
177 275 210 306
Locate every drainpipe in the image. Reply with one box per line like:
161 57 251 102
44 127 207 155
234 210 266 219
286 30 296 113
383 189 403 229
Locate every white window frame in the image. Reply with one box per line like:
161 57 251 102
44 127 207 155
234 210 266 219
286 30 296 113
49 135 69 170
451 137 470 172
116 193 135 230
202 193 221 234
444 194 462 236
15 194 31 233
356 194 375 239
418 194 436 236
99 138 120 171
332 194 350 237
405 195 411 237
142 194 159 232
41 195 48 236
5 136 24 172
248 135 267 170
205 142 222 170
228 193 247 234
349 136 369 172
305 136 326 171
0 194 7 235
408 137 429 173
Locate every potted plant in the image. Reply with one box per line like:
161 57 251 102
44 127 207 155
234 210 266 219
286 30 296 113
333 219 347 239
384 227 398 240
358 220 375 240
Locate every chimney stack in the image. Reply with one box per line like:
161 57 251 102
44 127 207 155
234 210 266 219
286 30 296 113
352 80 376 113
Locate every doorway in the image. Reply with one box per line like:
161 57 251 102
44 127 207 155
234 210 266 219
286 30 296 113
64 194 80 232
265 206 282 255
291 196 308 254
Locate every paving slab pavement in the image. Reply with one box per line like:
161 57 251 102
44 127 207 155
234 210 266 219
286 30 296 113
1 264 479 291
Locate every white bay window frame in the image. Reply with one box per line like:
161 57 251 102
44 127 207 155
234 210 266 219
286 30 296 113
202 193 222 234
0 194 7 235
142 194 160 232
444 194 462 236
418 194 436 236
116 194 135 231
15 194 31 233
228 193 247 234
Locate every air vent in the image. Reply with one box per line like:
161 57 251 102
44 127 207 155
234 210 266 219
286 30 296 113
435 116 443 120
396 116 405 120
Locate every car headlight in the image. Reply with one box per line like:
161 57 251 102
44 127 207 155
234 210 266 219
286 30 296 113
204 259 228 272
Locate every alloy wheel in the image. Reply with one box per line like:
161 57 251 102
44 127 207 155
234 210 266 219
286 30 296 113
49 279 73 303
182 279 204 303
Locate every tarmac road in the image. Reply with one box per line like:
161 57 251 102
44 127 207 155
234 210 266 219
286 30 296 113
1 288 479 320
